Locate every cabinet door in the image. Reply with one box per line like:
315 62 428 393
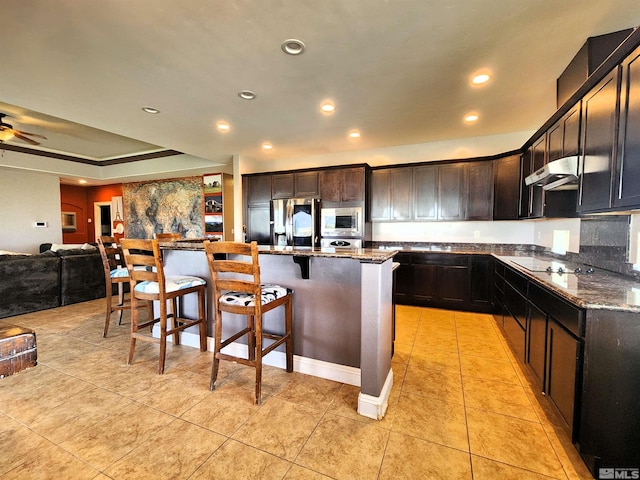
467 161 493 221
393 252 413 305
246 205 271 244
245 175 272 205
412 263 438 305
615 46 640 208
342 166 365 203
414 165 438 220
390 167 413 220
546 318 581 438
438 264 469 304
272 174 295 199
294 171 319 197
563 103 581 157
578 67 621 213
319 169 341 204
439 163 467 220
470 255 492 310
493 155 521 220
370 169 391 221
529 135 546 218
527 302 547 390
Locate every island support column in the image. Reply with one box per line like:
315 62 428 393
358 258 394 420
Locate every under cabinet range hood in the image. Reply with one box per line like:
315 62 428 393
525 156 579 191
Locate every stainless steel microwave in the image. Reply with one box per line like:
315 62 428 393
320 206 363 237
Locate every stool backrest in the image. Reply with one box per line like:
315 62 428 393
120 238 166 295
97 235 125 276
155 233 182 241
203 240 262 303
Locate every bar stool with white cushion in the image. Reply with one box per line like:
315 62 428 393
120 238 207 374
203 240 293 405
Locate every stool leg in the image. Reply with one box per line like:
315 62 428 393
197 288 207 352
285 296 294 373
128 296 138 365
170 298 180 346
247 315 256 362
254 313 263 405
210 307 222 390
116 282 125 325
158 298 168 374
103 280 113 338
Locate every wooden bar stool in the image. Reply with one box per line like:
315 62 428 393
203 240 293 405
97 236 151 338
120 238 207 374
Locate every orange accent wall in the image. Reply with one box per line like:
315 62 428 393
60 183 123 244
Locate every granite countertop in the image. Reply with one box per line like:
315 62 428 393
495 254 640 313
160 240 397 264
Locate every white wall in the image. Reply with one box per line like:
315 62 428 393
0 166 62 254
531 218 582 253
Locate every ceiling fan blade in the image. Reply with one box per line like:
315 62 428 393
14 129 47 139
12 132 41 145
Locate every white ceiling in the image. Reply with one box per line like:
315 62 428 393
2 1 640 180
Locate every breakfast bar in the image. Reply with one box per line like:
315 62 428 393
159 241 398 419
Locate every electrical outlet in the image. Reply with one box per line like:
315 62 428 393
473 230 480 239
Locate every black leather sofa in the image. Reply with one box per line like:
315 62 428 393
0 245 106 319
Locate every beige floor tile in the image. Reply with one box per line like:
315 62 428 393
458 337 510 359
134 368 212 416
392 392 469 451
402 364 464 405
283 464 333 479
229 363 295 401
2 440 99 480
191 439 291 479
413 332 459 352
0 414 53 476
410 347 461 373
463 376 539 421
380 431 472 480
459 353 521 384
233 397 323 460
466 408 565 478
296 413 390 479
471 455 564 479
104 418 226 480
181 382 260 436
58 403 175 471
275 372 342 411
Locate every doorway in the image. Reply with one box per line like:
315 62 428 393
94 202 112 240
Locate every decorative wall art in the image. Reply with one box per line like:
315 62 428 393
122 177 204 239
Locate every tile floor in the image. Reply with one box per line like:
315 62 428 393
0 301 594 479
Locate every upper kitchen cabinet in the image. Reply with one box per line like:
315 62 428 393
319 165 366 206
370 167 413 221
493 154 521 220
272 171 319 199
244 174 272 205
614 45 640 209
414 163 467 221
521 136 547 219
577 67 621 213
466 161 493 221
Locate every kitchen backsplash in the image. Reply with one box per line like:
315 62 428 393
577 215 633 277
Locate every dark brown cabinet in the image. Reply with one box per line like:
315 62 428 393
319 166 365 206
370 167 413 221
578 67 621 213
467 161 493 221
527 301 547 389
272 171 319 199
414 163 466 221
244 174 272 205
493 154 521 220
614 45 640 208
413 165 438 220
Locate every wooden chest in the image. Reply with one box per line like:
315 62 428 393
0 325 37 378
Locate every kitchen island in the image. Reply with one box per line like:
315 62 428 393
159 241 397 420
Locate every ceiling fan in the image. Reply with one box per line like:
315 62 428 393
0 113 47 146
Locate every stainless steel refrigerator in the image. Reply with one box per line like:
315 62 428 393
271 197 320 247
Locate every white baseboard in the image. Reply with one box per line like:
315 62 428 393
357 368 394 420
158 328 361 387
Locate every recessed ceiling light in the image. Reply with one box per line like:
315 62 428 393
320 101 335 114
281 39 306 55
216 121 230 133
471 72 491 86
262 142 273 150
238 90 256 100
348 129 361 139
142 106 160 114
464 113 479 123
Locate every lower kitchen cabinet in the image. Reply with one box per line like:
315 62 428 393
526 301 547 389
394 253 492 313
546 317 582 440
245 204 271 244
